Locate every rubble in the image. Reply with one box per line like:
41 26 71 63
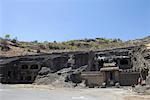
34 66 88 88
38 67 51 75
34 66 72 86
133 85 150 95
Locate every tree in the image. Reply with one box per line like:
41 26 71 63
11 37 18 43
32 40 38 43
5 34 10 40
53 41 57 43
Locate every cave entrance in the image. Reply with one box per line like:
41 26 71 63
105 71 115 86
100 67 119 86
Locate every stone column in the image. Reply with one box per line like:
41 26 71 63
87 51 95 71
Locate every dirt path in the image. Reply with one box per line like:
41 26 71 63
0 84 150 100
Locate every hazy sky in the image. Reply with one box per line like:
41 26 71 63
0 0 150 42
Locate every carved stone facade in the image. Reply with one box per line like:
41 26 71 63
0 46 149 87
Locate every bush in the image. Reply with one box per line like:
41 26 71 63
11 39 17 43
27 49 31 52
37 49 41 53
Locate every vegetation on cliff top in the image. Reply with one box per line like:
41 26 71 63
0 34 149 57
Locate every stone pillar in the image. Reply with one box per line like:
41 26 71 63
87 51 95 71
115 71 119 82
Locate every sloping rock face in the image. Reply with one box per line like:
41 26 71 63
34 68 75 88
131 45 150 86
143 44 150 85
34 66 88 88
130 44 150 87
38 67 51 76
131 45 150 69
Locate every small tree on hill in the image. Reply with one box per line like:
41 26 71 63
5 34 10 40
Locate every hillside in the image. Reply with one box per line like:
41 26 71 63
0 36 150 57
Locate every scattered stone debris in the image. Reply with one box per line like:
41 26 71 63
34 73 59 85
133 85 150 95
38 67 51 76
146 75 150 85
34 66 88 88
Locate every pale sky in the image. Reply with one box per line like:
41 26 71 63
0 0 150 42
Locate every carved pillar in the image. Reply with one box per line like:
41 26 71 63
87 51 95 71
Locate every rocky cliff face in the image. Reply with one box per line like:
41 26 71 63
131 45 150 70
0 36 150 87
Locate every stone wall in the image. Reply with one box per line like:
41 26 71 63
119 72 140 86
81 71 105 87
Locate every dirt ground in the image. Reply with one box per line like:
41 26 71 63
1 84 150 100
